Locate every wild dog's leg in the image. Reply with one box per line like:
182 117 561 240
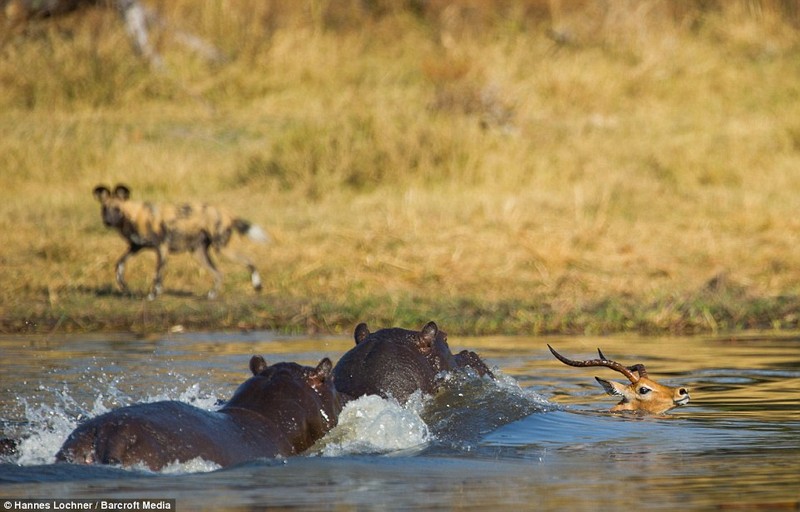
115 245 141 294
195 244 223 299
148 245 168 300
219 248 262 292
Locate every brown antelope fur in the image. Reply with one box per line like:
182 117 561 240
548 345 690 414
93 184 269 300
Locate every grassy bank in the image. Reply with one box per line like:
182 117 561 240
2 1 800 336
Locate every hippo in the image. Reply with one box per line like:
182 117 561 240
0 438 16 457
56 357 342 470
333 321 493 404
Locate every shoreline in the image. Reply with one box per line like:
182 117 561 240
3 287 798 337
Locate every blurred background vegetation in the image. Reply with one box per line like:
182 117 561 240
2 0 800 335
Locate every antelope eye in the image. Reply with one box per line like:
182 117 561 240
638 386 651 395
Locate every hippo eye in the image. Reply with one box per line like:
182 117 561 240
638 386 651 395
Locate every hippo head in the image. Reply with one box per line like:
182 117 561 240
230 356 342 452
354 320 458 374
453 349 494 378
334 321 484 403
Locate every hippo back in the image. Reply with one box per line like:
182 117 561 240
56 401 268 468
56 357 341 470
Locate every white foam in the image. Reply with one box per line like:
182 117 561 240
159 457 222 474
144 382 221 411
489 370 551 404
15 390 85 466
439 366 551 405
315 394 431 456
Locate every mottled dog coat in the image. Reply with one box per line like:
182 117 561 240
93 184 268 299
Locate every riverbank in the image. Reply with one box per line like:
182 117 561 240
4 279 800 336
2 2 799 336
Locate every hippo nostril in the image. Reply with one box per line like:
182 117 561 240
679 388 688 395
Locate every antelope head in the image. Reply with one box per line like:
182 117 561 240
547 345 690 414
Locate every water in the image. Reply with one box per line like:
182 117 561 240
1 330 798 510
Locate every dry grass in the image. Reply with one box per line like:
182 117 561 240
2 0 800 335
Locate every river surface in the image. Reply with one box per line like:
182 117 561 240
1 329 798 510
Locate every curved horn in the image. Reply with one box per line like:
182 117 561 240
626 363 648 378
598 347 648 378
548 345 638 383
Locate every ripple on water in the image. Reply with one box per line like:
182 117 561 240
1 332 798 511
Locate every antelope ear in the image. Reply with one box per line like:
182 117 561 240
595 377 625 396
354 323 370 345
249 355 268 375
93 185 111 202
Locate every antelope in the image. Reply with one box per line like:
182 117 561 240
547 345 690 414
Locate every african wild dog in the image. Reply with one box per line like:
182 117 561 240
93 184 269 300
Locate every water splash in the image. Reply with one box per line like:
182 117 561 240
423 368 554 447
145 382 221 411
14 384 98 467
158 457 223 474
5 365 553 469
311 369 554 457
8 379 225 470
315 394 431 456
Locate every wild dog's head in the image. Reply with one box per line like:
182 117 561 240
93 184 131 229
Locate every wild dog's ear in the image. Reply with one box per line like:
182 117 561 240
249 355 268 375
93 185 111 202
354 323 370 345
113 184 131 200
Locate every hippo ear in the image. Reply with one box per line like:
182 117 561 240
420 321 438 344
249 355 268 375
413 321 438 353
354 323 370 345
113 184 131 200
309 358 333 390
93 185 111 202
315 357 333 377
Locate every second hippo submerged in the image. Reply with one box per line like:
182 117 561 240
333 321 494 403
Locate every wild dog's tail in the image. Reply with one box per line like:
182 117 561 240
233 219 270 244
